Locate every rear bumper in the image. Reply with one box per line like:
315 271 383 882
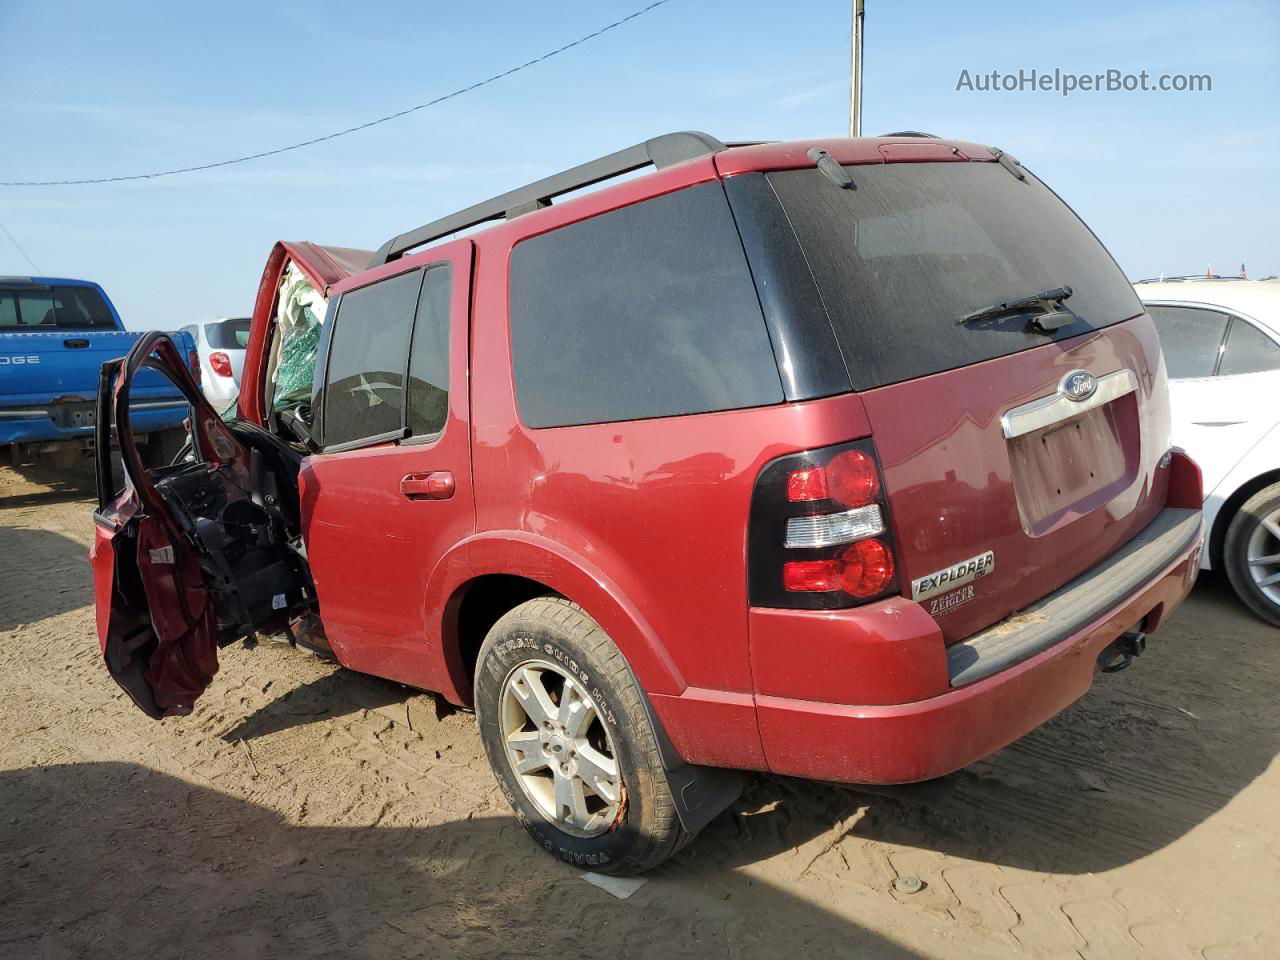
753 506 1203 784
0 399 187 446
200 373 239 409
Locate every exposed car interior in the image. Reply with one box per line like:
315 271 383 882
101 334 315 660
262 261 327 449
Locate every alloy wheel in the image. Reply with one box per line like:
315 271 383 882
499 659 624 837
1246 506 1280 607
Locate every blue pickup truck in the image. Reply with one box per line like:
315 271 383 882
0 276 196 469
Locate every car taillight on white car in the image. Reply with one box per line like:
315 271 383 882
209 351 233 378
748 439 900 608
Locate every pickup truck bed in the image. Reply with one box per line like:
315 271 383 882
1 277 196 468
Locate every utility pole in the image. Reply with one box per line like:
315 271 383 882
848 0 865 137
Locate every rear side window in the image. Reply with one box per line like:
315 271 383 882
322 270 422 447
508 182 783 428
207 318 251 349
1147 305 1229 378
762 162 1144 390
0 291 20 326
0 284 115 329
1220 317 1280 376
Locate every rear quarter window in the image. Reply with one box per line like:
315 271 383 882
508 182 783 428
1219 316 1280 376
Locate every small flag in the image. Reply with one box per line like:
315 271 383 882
1240 262 1247 279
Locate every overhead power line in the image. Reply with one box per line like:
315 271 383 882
0 217 42 273
1 1 671 188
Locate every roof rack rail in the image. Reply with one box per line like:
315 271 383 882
878 130 939 138
369 131 728 267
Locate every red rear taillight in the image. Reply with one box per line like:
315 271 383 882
209 351 232 378
750 439 900 609
786 450 879 506
842 537 895 596
782 537 896 597
786 467 828 502
825 449 880 506
188 348 203 386
782 542 895 596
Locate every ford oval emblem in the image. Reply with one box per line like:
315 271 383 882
1060 370 1098 402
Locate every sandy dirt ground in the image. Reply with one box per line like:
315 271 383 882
1 462 1277 960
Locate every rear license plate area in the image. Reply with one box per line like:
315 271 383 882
1007 395 1138 536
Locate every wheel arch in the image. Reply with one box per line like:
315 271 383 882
430 532 686 707
1209 466 1280 571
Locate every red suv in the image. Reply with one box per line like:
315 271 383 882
92 132 1204 874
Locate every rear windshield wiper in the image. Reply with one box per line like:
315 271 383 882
957 285 1074 331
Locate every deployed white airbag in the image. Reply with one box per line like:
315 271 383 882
269 262 329 411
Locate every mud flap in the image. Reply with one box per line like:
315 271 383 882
640 694 743 835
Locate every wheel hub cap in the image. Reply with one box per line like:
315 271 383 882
1246 506 1280 606
499 659 623 838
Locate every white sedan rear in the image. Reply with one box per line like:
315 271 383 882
181 317 250 413
1138 278 1280 625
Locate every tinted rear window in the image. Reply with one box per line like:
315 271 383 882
207 317 250 349
0 284 116 330
508 182 783 428
765 162 1143 390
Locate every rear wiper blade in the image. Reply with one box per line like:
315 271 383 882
957 285 1074 329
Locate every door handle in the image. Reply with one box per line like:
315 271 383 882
400 471 455 500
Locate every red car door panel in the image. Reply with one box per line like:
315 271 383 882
300 239 475 690
93 332 313 717
93 335 232 716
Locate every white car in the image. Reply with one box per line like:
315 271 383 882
1137 278 1280 625
180 317 250 412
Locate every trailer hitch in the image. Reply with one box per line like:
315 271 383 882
1098 630 1147 673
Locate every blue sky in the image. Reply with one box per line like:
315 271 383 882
1 0 1277 329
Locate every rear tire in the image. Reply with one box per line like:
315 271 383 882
474 596 689 874
1223 482 1280 628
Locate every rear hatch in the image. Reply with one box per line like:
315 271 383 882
759 152 1171 642
0 281 181 409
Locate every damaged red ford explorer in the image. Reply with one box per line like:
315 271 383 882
91 133 1204 874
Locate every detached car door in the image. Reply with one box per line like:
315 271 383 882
91 331 313 717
